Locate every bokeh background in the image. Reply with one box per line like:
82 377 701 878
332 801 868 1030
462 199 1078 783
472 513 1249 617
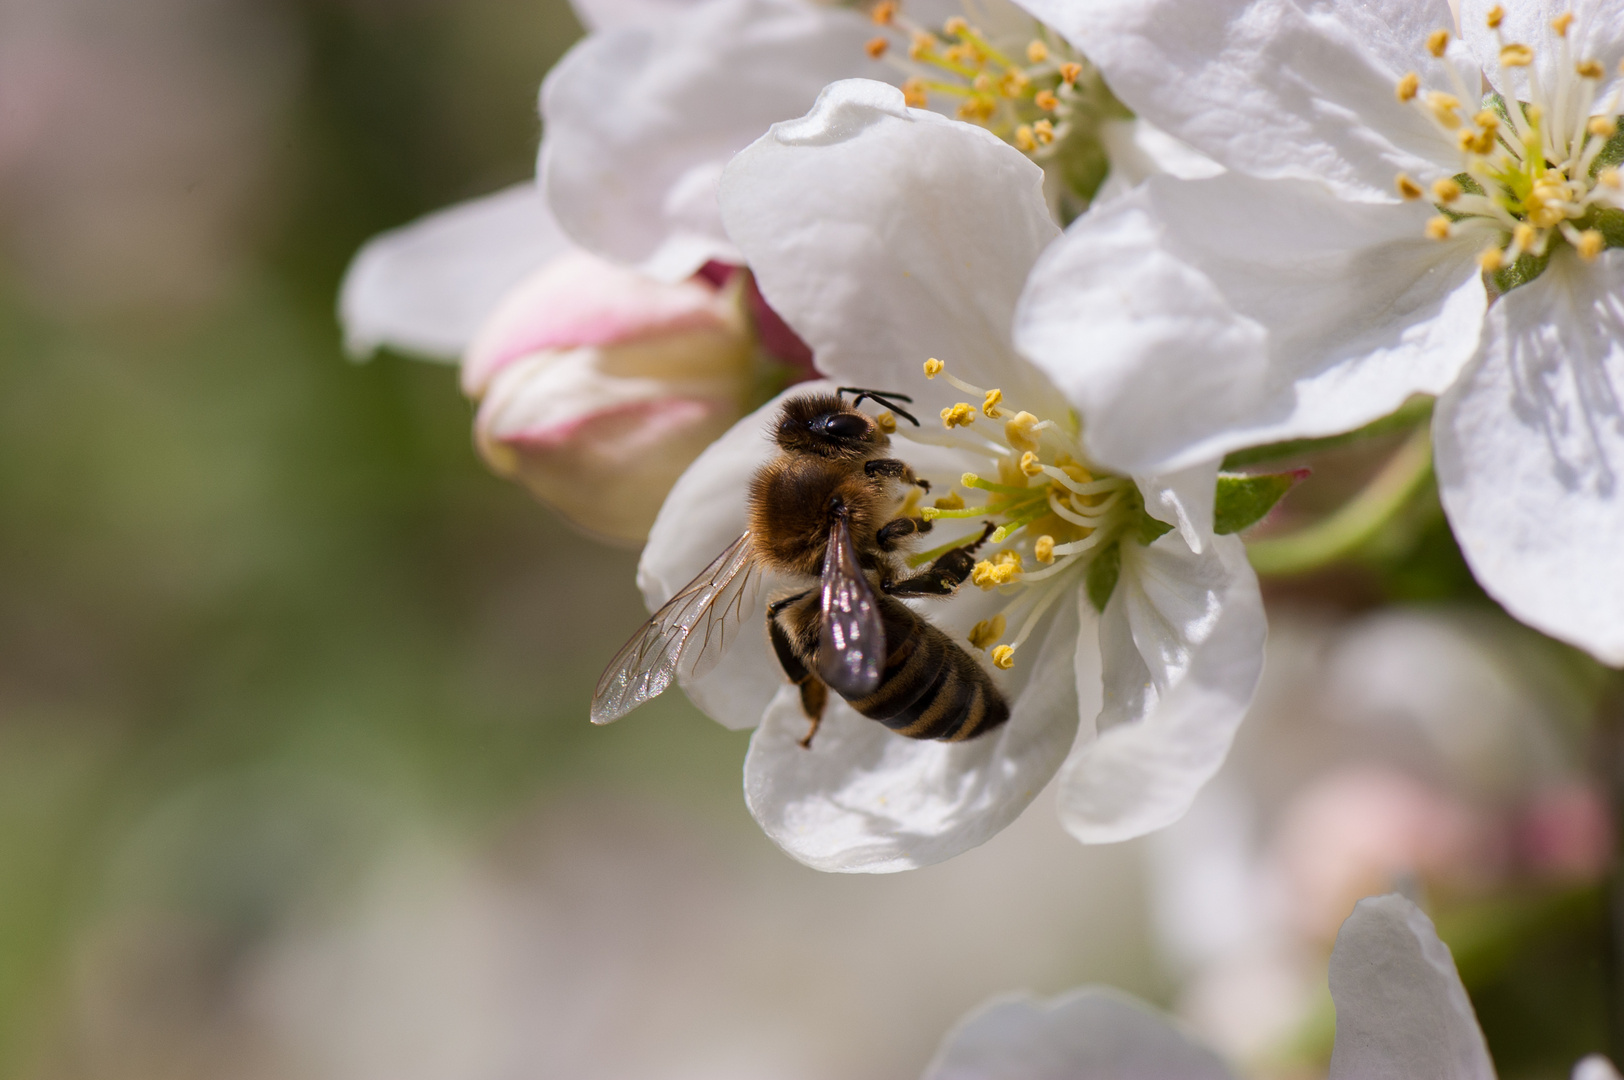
0 1 1614 1078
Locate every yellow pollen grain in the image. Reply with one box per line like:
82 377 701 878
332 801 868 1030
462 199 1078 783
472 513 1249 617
1019 451 1043 477
1059 61 1082 84
1004 411 1041 453
1397 71 1420 102
967 614 1006 650
865 36 889 59
1426 91 1462 127
909 31 934 59
1396 173 1424 199
972 72 994 93
944 15 968 36
946 42 975 65
1479 246 1506 272
1000 70 1030 96
1513 222 1536 250
1427 29 1450 57
1034 535 1055 563
1591 115 1618 138
876 411 897 434
1014 125 1037 152
1426 215 1453 240
1035 89 1059 111
924 357 944 378
1026 39 1049 64
990 645 1015 670
1459 127 1495 154
1475 109 1500 131
933 491 965 512
1033 119 1055 144
1579 59 1606 79
971 560 998 589
1579 229 1605 260
982 389 1004 417
942 403 977 429
1601 167 1622 189
1552 12 1576 37
1501 43 1534 68
1487 5 1504 28
870 0 896 24
1432 177 1463 203
902 78 929 108
995 549 1023 570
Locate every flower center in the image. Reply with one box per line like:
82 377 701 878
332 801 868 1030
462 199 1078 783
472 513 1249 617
902 358 1144 670
1395 7 1624 274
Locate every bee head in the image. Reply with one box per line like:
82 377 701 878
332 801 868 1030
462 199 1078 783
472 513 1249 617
774 393 886 458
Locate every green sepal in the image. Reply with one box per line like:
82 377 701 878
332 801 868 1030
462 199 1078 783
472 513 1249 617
1086 541 1122 613
1214 470 1306 535
1138 514 1174 545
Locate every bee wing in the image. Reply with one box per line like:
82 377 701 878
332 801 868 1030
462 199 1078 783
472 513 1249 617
817 514 885 699
591 532 758 725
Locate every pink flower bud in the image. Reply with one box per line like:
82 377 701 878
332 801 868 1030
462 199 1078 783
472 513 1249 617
463 251 756 544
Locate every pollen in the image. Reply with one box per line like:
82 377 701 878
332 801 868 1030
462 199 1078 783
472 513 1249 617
1591 115 1618 138
990 645 1015 670
1026 39 1048 63
1426 216 1453 240
1004 411 1042 453
1514 222 1536 250
941 403 977 428
1552 12 1576 37
909 31 934 60
1479 246 1506 272
943 15 968 36
1014 125 1037 152
870 0 895 24
1035 89 1059 111
1033 535 1055 563
1019 450 1043 477
1486 5 1504 28
1426 91 1462 127
1579 58 1605 79
1397 72 1420 102
934 490 965 510
1033 119 1055 145
865 36 889 58
1501 43 1534 67
923 357 944 378
1427 29 1450 57
967 614 1006 650
1059 62 1082 85
1602 168 1622 189
982 389 1004 417
1579 229 1605 260
902 78 928 108
1475 109 1500 131
1432 177 1463 203
1396 173 1424 199
971 560 998 589
876 410 897 434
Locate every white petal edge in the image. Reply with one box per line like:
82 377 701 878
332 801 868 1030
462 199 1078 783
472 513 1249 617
923 987 1236 1080
1057 531 1265 844
1436 248 1624 666
720 78 1063 419
1575 1056 1624 1080
1016 172 1485 476
743 584 1081 873
338 183 570 360
1327 894 1495 1080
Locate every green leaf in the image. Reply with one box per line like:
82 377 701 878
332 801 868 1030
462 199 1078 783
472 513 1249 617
1086 542 1121 613
1137 514 1174 545
1214 470 1305 535
1221 397 1433 469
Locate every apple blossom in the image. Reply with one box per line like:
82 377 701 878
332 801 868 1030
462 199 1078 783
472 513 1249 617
1013 0 1624 664
613 79 1264 873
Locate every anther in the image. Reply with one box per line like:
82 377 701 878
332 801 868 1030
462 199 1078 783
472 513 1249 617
1459 127 1495 154
870 0 896 25
967 614 1006 650
943 15 968 36
1000 70 1030 96
902 78 929 108
1026 40 1048 64
876 410 898 434
982 389 1004 417
1033 119 1055 145
1034 535 1055 563
1501 43 1534 68
1601 167 1622 189
1004 411 1041 453
972 72 994 93
1427 29 1450 57
909 31 934 60
1426 91 1462 127
971 560 998 589
1432 177 1463 203
1397 72 1420 102
1059 62 1081 85
923 357 944 378
1396 173 1424 199
1014 125 1036 152
1579 229 1605 260
1034 89 1059 111
1019 451 1043 477
1487 5 1504 28
1475 109 1500 131
1552 12 1575 37
1590 115 1618 138
1579 59 1605 79
934 490 965 510
941 403 976 428
1426 216 1453 240
990 644 1015 670
866 36 889 59
1479 246 1506 272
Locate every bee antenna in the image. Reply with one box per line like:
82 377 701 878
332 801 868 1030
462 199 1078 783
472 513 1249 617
837 387 920 427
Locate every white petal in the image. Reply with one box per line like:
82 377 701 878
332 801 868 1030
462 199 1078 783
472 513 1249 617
1057 533 1265 843
1575 1056 1624 1080
1436 249 1624 665
1093 119 1225 206
744 586 1081 873
636 387 807 730
541 0 886 280
719 78 1063 418
923 987 1236 1080
1462 0 1624 110
1135 460 1220 555
1327 894 1494 1080
338 183 570 360
1021 0 1460 201
1016 172 1485 475
568 0 699 31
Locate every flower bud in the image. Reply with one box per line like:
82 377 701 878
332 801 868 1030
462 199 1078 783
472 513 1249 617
463 252 755 544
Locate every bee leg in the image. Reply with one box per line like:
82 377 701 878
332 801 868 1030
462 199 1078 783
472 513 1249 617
882 521 997 597
767 592 827 749
863 458 930 492
876 514 933 551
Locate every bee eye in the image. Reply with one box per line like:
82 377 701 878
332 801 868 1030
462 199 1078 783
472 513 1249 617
817 413 870 440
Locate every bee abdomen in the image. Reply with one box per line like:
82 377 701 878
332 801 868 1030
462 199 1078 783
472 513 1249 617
844 600 1010 742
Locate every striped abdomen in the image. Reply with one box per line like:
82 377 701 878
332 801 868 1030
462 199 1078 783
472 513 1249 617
841 596 1010 742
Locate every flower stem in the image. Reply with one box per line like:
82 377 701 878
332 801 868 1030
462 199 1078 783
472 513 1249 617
1245 424 1434 576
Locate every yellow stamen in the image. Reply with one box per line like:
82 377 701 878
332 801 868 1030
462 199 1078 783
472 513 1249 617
1426 215 1453 239
902 78 928 108
1396 173 1424 199
865 36 888 59
876 410 897 434
990 644 1015 670
923 357 944 378
1578 59 1605 79
1034 89 1059 111
1487 5 1504 28
1579 229 1605 260
909 31 934 60
943 15 968 36
967 614 1006 650
933 490 965 510
1590 115 1618 138
971 560 998 589
1426 91 1462 127
1475 109 1500 131
1034 535 1055 563
1501 43 1534 68
1479 246 1506 272
1004 411 1042 453
1026 39 1048 64
1552 12 1576 37
971 72 994 93
1601 167 1622 189
1427 29 1450 57
1033 119 1055 145
941 403 976 428
1000 70 1030 96
1014 125 1037 152
1432 177 1463 203
1059 62 1081 85
1397 72 1420 102
982 389 1004 417
1019 451 1043 477
870 0 896 25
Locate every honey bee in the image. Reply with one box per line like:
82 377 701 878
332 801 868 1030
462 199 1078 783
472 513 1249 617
592 388 1009 748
